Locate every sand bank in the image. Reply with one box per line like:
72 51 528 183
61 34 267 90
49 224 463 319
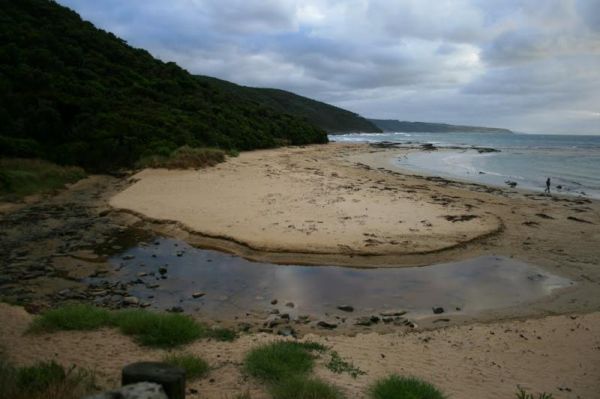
110 144 501 257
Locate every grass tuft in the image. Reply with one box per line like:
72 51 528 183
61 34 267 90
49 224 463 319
244 341 315 382
163 353 209 380
137 146 226 169
326 351 365 379
369 375 445 399
206 327 238 342
0 355 96 399
29 305 236 348
0 158 85 200
516 386 554 399
270 376 345 399
28 304 112 333
112 310 203 348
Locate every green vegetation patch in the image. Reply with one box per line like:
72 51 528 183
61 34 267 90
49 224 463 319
0 355 95 399
270 376 345 399
28 304 112 333
369 375 445 399
325 351 366 379
163 353 209 380
136 146 226 169
0 158 85 200
29 304 236 348
244 341 316 382
112 310 203 348
516 386 554 399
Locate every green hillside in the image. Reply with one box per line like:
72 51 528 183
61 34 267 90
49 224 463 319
0 0 329 171
195 76 381 133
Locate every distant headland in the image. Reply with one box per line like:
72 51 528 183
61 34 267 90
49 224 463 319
367 119 513 134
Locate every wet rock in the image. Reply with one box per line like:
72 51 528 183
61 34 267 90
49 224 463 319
146 283 160 289
237 322 252 332
285 302 295 308
168 306 184 313
380 310 407 317
432 307 445 314
192 292 206 299
270 299 278 305
258 328 273 334
280 313 290 320
123 254 135 260
297 315 311 324
355 316 380 326
137 272 148 277
158 267 168 275
504 180 517 188
124 296 140 306
269 309 280 315
337 305 354 312
317 321 337 329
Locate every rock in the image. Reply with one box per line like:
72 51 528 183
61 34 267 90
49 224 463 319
85 382 168 399
137 272 148 277
192 292 206 299
237 322 252 332
270 299 278 305
432 307 444 314
168 306 184 313
285 302 295 308
277 326 297 337
123 254 135 260
122 362 185 399
124 296 140 306
317 320 337 329
258 328 273 333
355 316 380 326
337 305 354 312
280 313 290 320
264 315 284 328
380 310 407 317
158 267 168 275
504 180 517 188
146 283 160 289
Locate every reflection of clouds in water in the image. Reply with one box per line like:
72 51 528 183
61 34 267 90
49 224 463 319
104 239 571 318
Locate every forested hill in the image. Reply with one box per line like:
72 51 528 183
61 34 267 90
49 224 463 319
0 0 331 171
368 119 513 134
195 76 381 134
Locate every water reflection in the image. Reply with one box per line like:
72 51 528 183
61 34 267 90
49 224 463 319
94 237 572 319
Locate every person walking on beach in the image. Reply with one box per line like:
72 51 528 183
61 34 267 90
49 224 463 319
545 177 551 194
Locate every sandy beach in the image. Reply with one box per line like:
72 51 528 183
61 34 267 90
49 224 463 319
1 303 598 399
2 142 600 398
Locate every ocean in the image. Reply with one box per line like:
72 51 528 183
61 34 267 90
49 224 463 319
330 132 600 199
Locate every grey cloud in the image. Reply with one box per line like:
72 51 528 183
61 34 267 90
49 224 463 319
57 0 600 134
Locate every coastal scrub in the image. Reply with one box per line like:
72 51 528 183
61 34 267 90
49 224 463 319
369 375 445 399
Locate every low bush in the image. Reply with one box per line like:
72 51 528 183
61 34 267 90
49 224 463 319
0 355 95 399
369 375 445 399
136 146 226 169
0 158 85 199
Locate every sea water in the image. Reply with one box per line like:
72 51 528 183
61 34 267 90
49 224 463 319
331 132 600 198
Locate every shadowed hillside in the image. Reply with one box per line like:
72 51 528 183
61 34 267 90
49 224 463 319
0 0 331 171
368 119 512 134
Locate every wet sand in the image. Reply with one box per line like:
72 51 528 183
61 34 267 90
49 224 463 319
1 303 598 399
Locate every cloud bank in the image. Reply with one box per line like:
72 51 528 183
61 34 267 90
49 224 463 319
58 0 600 134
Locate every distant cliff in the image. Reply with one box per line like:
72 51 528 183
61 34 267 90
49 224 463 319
368 119 513 134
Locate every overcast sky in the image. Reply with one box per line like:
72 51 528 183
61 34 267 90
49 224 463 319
58 0 600 134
